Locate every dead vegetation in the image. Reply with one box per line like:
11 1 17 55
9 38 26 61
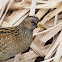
0 0 62 62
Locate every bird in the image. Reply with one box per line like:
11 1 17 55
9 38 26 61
0 16 39 60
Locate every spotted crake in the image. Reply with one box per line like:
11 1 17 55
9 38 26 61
0 16 39 60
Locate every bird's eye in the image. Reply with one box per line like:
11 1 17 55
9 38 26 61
31 20 34 23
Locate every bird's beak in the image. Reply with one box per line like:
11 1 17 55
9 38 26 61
37 22 44 28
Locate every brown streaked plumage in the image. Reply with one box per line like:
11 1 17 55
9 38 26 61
0 16 39 60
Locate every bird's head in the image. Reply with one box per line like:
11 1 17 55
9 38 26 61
23 16 40 30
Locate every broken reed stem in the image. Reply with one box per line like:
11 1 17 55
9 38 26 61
0 5 6 18
30 43 50 56
25 3 61 9
44 36 58 59
0 0 9 10
39 14 58 44
29 0 36 16
0 0 14 26
8 9 29 27
36 0 62 4
54 14 58 26
25 0 61 9
4 50 38 62
2 9 29 27
31 31 51 57
9 2 61 10
44 13 58 57
19 50 38 61
35 9 48 20
13 12 29 26
27 0 62 4
40 5 62 25
39 23 62 45
54 41 62 62
45 14 62 27
14 53 21 62
5 9 22 22
10 1 30 10
44 36 58 55
45 31 62 59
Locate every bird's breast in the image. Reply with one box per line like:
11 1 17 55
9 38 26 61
0 26 33 60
